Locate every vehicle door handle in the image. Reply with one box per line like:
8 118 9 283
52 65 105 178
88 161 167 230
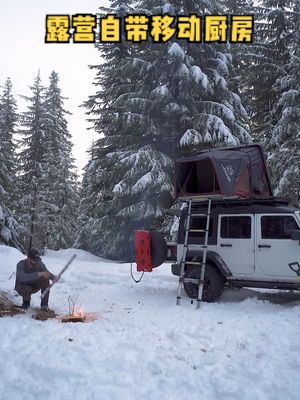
258 244 271 248
220 243 232 247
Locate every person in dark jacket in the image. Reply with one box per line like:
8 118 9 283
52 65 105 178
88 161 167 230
15 249 57 310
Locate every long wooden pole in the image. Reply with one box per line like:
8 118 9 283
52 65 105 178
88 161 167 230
41 254 77 300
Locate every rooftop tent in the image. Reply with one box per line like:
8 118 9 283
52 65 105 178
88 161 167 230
175 144 273 199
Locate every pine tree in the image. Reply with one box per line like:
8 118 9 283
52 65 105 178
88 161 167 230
0 78 17 198
243 0 294 137
179 0 251 151
0 78 23 251
222 0 254 113
43 71 79 249
80 0 252 259
81 1 173 259
17 72 51 251
74 141 97 253
230 0 299 200
139 0 251 239
120 0 251 156
266 1 300 202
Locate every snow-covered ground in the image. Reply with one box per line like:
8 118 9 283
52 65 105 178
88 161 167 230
1 245 300 400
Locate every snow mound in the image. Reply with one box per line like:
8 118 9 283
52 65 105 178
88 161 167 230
0 245 24 274
0 244 23 258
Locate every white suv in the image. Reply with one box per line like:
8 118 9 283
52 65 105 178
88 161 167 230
171 198 300 302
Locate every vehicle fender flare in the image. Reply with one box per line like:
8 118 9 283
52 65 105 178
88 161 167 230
187 250 232 278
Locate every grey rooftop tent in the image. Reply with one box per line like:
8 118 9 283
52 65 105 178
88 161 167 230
175 144 273 199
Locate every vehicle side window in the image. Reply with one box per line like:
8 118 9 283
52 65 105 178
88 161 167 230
221 216 251 239
261 216 299 239
189 217 213 238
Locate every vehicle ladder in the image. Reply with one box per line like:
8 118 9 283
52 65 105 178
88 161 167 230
176 198 212 308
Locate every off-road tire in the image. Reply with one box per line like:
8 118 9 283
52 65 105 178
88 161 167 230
183 264 224 302
150 231 167 268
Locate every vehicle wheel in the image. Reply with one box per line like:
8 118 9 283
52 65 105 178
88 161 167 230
150 231 167 268
183 264 224 302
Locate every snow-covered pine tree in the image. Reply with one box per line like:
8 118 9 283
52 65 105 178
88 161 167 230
228 0 300 201
222 0 254 114
135 0 200 158
0 78 23 251
43 71 79 249
266 1 300 202
17 72 52 251
74 143 96 253
0 78 17 199
178 0 251 152
80 1 174 259
243 0 294 138
132 0 251 155
80 0 252 259
132 0 251 241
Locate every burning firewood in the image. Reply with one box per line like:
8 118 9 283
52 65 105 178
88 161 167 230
61 314 86 323
61 306 86 323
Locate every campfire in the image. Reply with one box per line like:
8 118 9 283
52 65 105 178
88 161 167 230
60 295 97 323
61 305 86 323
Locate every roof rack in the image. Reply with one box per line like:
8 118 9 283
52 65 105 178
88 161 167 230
177 196 290 207
177 195 240 202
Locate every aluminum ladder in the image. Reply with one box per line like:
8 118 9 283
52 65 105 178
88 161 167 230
176 198 212 309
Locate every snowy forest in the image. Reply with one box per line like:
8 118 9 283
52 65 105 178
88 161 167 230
0 0 299 260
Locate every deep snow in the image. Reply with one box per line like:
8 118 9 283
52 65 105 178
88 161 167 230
1 245 300 400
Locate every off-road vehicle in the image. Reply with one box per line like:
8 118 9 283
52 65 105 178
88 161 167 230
170 196 300 302
134 144 300 303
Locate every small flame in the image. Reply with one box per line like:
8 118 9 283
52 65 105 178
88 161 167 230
72 306 85 317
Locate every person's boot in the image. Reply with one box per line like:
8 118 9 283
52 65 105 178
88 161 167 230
22 300 30 309
40 304 49 311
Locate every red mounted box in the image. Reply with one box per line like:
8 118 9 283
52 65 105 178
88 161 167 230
134 230 153 272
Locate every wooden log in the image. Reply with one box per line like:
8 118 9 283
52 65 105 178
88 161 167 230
61 314 86 323
32 309 56 321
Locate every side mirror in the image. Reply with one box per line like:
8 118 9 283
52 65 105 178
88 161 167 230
291 230 300 241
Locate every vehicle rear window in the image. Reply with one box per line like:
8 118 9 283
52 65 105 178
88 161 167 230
221 216 251 239
261 216 299 239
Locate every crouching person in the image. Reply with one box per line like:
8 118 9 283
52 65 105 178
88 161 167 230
15 249 57 310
